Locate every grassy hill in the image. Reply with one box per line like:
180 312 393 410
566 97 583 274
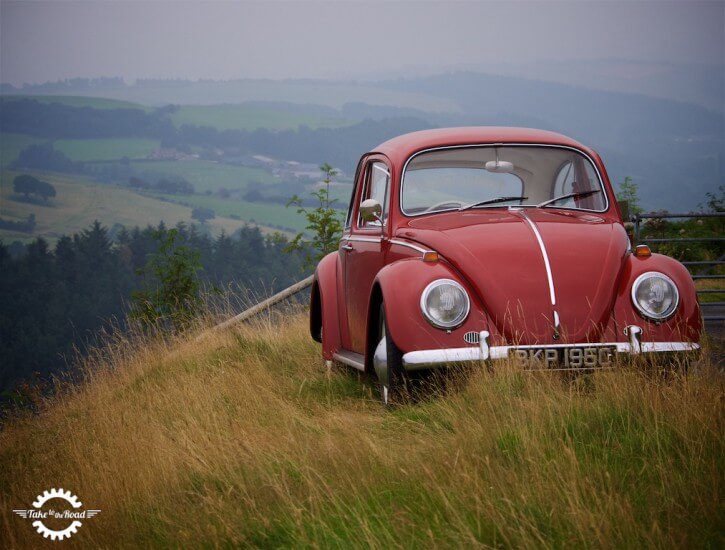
131 160 276 194
54 138 161 162
2 94 150 111
152 192 308 233
0 171 261 243
0 311 721 547
171 104 355 131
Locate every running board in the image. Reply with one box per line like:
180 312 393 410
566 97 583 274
333 350 365 371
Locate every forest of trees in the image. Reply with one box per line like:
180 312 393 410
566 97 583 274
0 221 309 396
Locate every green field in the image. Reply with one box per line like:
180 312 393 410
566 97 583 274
54 138 161 162
0 170 250 243
171 104 354 131
154 192 307 233
132 159 276 193
2 94 150 111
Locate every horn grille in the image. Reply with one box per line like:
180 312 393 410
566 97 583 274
463 331 480 344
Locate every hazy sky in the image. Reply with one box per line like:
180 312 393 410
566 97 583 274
1 0 723 85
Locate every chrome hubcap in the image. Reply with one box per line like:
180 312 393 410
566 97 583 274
373 319 389 403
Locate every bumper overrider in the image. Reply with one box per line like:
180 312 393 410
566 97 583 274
382 325 699 374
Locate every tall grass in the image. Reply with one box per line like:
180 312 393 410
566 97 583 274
0 309 722 548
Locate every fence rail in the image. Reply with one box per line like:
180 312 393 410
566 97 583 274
633 211 723 324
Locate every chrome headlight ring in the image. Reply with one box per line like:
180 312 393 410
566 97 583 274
420 279 470 329
631 271 679 322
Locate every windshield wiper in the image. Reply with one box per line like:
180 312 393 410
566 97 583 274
460 196 528 211
537 189 601 208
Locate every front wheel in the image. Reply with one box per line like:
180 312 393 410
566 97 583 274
373 305 408 405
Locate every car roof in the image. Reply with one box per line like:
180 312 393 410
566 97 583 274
373 127 594 168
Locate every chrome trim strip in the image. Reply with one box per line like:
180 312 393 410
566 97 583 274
342 235 383 244
402 341 700 370
519 210 557 308
399 143 609 218
333 351 365 371
389 238 431 254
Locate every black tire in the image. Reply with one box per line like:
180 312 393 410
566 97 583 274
378 305 408 404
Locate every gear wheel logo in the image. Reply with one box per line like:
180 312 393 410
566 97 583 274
12 488 101 541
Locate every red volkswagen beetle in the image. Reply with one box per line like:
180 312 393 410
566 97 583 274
309 127 701 403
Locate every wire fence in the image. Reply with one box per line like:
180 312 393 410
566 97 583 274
633 212 724 323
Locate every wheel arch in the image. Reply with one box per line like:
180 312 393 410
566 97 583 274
364 257 489 364
309 279 322 343
312 251 343 360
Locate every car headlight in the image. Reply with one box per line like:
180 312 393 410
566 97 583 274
631 272 679 321
420 279 470 329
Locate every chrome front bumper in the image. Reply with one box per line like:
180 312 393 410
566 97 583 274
402 325 700 371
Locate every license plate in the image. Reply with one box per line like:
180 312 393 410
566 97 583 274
509 346 615 370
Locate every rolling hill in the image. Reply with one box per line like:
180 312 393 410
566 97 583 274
0 171 266 243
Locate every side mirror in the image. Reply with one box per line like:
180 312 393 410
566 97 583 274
360 198 383 224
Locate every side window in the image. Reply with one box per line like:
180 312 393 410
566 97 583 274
358 162 390 228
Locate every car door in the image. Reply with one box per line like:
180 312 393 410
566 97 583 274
342 158 391 353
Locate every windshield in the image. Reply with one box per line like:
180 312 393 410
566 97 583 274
402 145 607 215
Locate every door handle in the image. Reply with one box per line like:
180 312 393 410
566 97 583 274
341 243 353 251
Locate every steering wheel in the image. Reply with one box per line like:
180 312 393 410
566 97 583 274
423 200 463 213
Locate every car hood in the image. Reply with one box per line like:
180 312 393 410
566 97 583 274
396 208 628 344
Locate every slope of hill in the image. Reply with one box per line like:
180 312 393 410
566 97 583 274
0 311 721 547
0 171 255 243
171 103 356 131
1 94 150 111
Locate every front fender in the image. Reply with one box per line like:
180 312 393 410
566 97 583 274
372 258 489 355
613 253 701 343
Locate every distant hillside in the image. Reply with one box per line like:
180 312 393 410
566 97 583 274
1 94 150 111
380 72 724 211
2 70 723 211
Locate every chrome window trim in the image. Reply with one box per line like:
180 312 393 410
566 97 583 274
419 278 471 329
357 160 390 230
373 164 391 177
630 271 680 321
400 143 610 218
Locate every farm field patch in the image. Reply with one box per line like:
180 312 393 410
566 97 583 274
55 138 161 162
171 104 355 131
0 170 248 243
153 192 307 233
131 160 276 194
